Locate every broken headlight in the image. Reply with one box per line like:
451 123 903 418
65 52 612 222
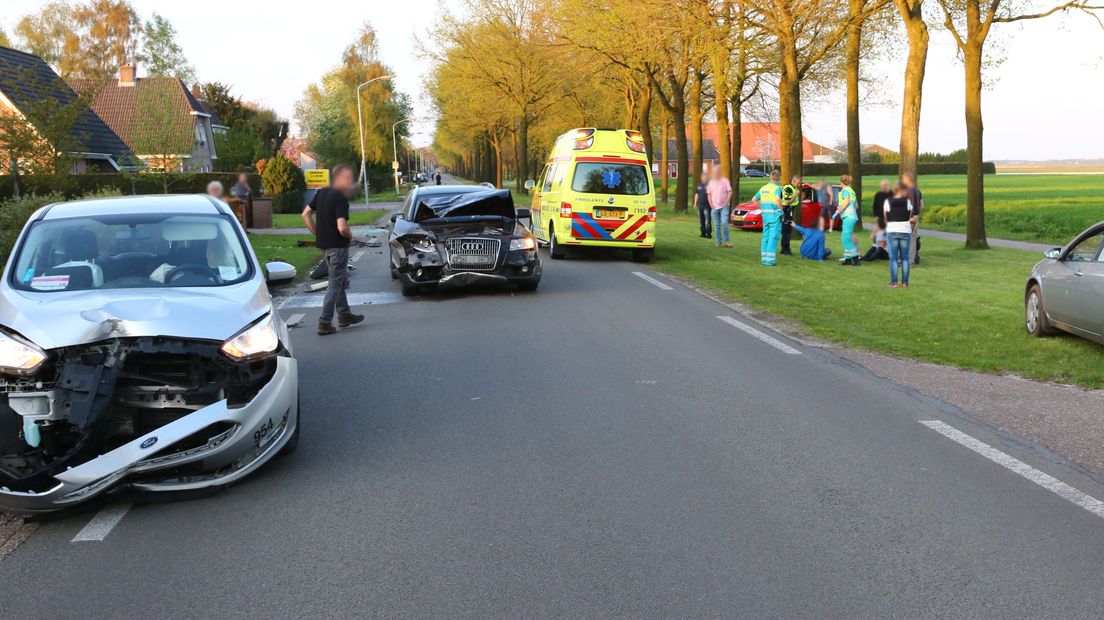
0 330 47 375
408 237 436 252
220 314 279 361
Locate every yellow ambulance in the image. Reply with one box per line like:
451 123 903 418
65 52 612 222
526 128 656 262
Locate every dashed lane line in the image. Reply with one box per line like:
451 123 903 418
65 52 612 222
72 503 132 542
352 250 366 262
716 315 802 355
632 271 673 290
920 420 1104 520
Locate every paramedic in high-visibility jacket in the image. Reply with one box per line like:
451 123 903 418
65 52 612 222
753 170 784 266
780 175 802 256
833 175 861 266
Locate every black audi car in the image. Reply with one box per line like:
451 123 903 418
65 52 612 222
388 186 542 295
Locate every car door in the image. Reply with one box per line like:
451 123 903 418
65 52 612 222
1045 230 1104 333
1071 238 1104 340
531 165 550 240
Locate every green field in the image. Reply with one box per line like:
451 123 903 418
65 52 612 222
247 233 320 281
648 207 1104 388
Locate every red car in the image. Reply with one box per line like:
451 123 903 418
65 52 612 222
731 184 841 231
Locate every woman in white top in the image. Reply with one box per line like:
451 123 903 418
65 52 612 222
883 183 914 288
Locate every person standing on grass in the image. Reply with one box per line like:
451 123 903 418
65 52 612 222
231 173 252 205
902 172 923 265
816 179 836 232
753 170 784 265
301 164 365 336
707 166 733 248
834 175 861 266
884 182 915 287
872 178 892 229
695 171 712 239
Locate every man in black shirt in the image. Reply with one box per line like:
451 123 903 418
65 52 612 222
872 178 892 229
694 172 711 238
301 164 364 335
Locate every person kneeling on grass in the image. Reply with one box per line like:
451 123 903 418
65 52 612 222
792 218 833 261
861 221 889 262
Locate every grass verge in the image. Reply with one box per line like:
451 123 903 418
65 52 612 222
247 233 319 282
650 208 1104 388
271 210 385 229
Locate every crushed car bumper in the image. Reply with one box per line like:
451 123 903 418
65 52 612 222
0 356 297 513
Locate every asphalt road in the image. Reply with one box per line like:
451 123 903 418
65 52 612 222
3 175 1104 617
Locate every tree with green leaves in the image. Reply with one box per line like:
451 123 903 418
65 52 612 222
0 27 11 48
935 0 1102 248
139 13 195 84
14 0 140 82
132 83 189 192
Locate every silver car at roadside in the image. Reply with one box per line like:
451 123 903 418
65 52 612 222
1025 221 1104 343
0 195 300 513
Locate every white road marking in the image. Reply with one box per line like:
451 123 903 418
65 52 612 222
920 420 1104 520
632 271 673 290
352 250 366 262
716 315 801 355
278 292 405 309
72 503 132 542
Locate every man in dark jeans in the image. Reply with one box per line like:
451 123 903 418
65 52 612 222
301 164 365 335
695 172 711 238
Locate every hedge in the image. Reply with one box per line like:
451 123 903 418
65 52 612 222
770 162 997 177
0 173 263 201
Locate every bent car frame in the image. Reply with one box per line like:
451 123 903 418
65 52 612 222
0 195 300 513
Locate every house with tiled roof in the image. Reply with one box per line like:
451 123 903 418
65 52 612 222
0 45 133 172
71 65 219 172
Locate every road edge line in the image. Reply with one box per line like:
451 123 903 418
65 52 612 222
716 315 802 355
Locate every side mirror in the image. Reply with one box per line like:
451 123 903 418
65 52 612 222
1044 248 1062 260
265 261 296 286
515 207 532 220
390 211 403 223
524 179 536 191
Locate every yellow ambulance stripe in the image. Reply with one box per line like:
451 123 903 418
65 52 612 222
613 214 646 238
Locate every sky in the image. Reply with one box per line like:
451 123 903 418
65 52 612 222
2 1 1102 160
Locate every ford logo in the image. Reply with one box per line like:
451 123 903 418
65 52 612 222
461 242 484 251
140 437 158 449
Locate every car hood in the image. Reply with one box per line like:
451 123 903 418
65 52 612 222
413 189 517 223
0 280 271 349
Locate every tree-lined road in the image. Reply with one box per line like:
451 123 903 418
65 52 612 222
3 218 1104 617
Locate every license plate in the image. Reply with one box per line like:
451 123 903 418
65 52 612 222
732 216 744 222
595 208 625 219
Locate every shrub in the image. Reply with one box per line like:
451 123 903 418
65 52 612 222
0 192 66 260
260 153 307 213
0 173 262 201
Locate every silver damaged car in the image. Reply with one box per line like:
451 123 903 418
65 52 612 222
0 195 300 513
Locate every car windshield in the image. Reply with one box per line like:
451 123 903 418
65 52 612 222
571 163 650 196
11 213 252 292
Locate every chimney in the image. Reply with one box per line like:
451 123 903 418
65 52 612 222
191 84 202 99
118 64 136 87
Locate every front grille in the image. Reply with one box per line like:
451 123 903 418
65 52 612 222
445 238 501 271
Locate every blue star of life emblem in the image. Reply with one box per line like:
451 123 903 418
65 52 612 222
602 168 622 188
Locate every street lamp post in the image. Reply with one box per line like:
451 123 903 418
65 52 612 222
356 74 395 205
392 117 415 194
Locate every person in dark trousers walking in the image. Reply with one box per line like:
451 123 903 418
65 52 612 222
301 164 365 335
780 175 802 255
435 172 442 185
695 172 712 238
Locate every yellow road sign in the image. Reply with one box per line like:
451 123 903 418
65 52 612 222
304 169 330 190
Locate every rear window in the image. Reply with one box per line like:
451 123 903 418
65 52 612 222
571 163 650 196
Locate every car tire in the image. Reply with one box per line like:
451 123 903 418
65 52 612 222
517 279 540 292
279 394 300 457
1026 284 1055 337
632 249 654 263
549 222 566 260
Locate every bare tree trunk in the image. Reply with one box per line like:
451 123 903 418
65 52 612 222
690 71 704 187
897 2 929 176
511 127 521 191
730 99 742 204
846 0 863 205
712 63 731 183
638 82 654 164
517 114 530 194
660 119 669 203
778 39 804 181
964 44 988 249
491 134 503 188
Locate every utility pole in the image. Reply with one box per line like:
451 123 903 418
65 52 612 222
392 117 414 194
356 74 395 205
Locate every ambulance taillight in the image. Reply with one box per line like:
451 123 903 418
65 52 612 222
560 203 573 218
647 206 656 222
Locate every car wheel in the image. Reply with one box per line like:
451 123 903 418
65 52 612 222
279 393 300 457
632 249 654 263
549 222 566 260
1026 284 1055 337
517 279 540 292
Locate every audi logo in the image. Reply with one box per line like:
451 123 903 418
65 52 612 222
461 242 485 251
